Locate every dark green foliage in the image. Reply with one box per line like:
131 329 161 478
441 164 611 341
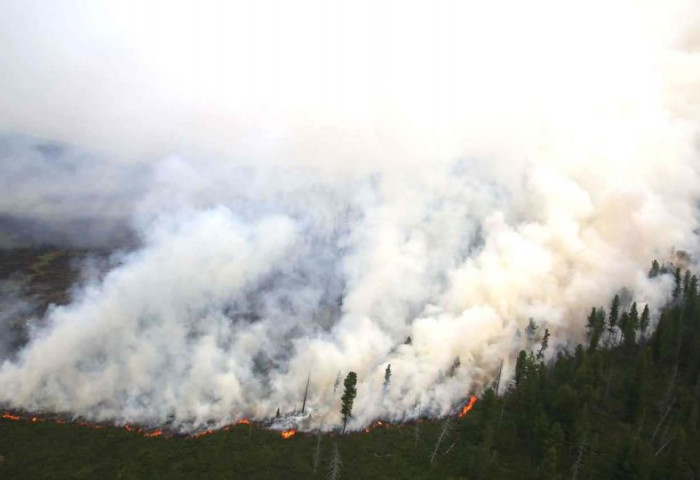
537 329 550 360
4 265 700 479
609 294 620 345
640 304 650 338
384 364 392 386
341 372 357 433
649 260 660 278
587 307 606 351
674 267 682 299
622 303 639 347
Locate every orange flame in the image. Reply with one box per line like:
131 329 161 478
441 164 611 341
281 429 296 439
144 430 163 438
2 413 20 421
458 395 478 418
238 419 251 425
363 420 387 434
192 429 214 439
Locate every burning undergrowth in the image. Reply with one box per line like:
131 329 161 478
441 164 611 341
0 0 699 437
0 394 478 440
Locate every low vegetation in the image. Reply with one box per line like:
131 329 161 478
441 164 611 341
0 260 699 478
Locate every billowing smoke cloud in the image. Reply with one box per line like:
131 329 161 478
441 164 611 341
0 0 699 431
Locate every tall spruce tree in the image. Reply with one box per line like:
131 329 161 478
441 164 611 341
341 372 357 433
639 304 650 339
674 267 682 299
624 303 639 346
586 307 606 351
609 295 620 345
649 259 660 278
537 329 550 360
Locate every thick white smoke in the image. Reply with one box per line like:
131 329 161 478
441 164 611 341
0 0 699 431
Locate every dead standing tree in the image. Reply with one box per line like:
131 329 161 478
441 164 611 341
312 429 322 474
414 402 422 449
327 442 342 480
430 418 454 467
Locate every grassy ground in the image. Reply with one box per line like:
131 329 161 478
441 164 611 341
0 416 471 479
0 248 87 311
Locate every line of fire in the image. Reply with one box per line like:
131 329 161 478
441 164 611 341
1 393 477 440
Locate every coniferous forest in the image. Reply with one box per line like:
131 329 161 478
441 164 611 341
1 257 700 479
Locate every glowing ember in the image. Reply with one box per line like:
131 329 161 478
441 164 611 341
281 429 296 439
192 429 214 439
363 420 387 434
144 430 163 438
458 394 478 418
238 419 250 425
2 413 20 421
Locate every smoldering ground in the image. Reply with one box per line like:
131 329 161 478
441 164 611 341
0 0 699 432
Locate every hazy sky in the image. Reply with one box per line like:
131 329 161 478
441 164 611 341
1 0 697 163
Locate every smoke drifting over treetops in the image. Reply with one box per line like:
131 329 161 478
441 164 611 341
0 0 699 431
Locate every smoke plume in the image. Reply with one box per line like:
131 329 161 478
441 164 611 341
0 0 699 431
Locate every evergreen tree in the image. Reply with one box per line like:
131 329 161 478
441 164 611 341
586 308 605 352
340 372 357 433
447 356 461 377
619 311 630 346
609 295 620 345
674 267 682 300
537 329 550 360
639 304 650 339
526 318 539 343
623 303 639 346
649 259 660 278
515 350 528 386
383 364 392 387
689 275 698 299
539 423 564 480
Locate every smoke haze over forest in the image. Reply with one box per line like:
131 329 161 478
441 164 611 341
0 0 700 431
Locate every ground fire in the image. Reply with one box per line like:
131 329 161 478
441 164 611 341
458 395 478 418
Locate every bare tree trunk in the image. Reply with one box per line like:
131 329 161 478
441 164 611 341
327 442 342 480
497 396 507 432
430 418 453 467
571 435 586 480
494 359 504 394
302 373 310 414
414 402 422 449
652 364 678 444
313 429 322 474
654 433 675 456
